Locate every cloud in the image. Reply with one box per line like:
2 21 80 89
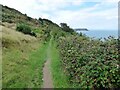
0 0 118 30
50 1 118 30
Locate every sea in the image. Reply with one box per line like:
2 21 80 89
77 30 118 40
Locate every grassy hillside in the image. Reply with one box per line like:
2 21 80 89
1 4 68 41
1 5 57 87
1 4 119 89
1 4 68 88
2 23 37 47
2 4 40 26
1 22 38 87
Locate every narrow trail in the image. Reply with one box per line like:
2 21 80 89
43 60 53 88
42 37 53 88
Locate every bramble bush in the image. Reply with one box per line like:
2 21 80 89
58 35 120 88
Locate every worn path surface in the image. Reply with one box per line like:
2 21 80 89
43 60 53 88
43 37 53 88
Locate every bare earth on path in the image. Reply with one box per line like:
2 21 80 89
42 38 53 88
43 59 53 88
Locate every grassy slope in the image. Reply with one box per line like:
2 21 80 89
1 4 119 89
2 43 49 88
2 24 49 88
27 41 49 88
1 4 40 27
1 4 71 88
1 22 70 88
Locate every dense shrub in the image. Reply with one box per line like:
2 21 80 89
38 17 43 25
16 24 31 34
26 16 32 21
16 23 36 37
2 14 14 23
58 36 120 88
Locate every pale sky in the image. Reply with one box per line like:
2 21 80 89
0 0 119 30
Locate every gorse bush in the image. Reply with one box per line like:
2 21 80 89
58 36 120 88
16 24 31 34
16 23 36 37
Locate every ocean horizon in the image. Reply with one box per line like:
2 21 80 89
77 30 118 39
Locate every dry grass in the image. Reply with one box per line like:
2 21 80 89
1 23 46 88
1 23 37 48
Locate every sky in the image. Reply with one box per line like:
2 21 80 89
0 0 119 30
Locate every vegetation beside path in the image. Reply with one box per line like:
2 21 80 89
49 36 70 88
2 24 49 88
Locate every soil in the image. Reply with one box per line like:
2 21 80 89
43 59 53 88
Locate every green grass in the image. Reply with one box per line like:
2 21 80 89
2 23 50 88
3 47 29 88
50 38 70 88
27 41 49 88
2 41 49 88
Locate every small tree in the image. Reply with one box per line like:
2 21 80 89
60 23 74 33
38 17 43 25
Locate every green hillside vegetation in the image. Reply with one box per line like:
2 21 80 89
58 36 119 88
1 22 43 87
2 5 40 26
1 4 120 89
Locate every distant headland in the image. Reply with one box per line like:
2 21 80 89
74 28 88 31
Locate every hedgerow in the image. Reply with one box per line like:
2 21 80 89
58 36 120 88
